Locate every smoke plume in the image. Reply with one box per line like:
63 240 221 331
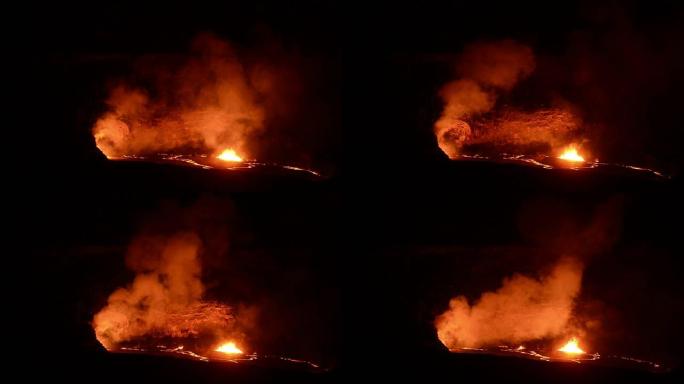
92 231 243 350
93 34 267 160
434 40 582 158
435 257 583 349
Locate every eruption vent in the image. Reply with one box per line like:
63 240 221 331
215 341 244 355
216 148 244 162
558 145 586 162
92 34 266 160
435 258 583 349
558 337 585 355
92 232 243 351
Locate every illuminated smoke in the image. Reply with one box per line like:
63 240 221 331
434 40 583 158
434 79 492 158
455 40 536 90
435 258 583 349
93 34 266 159
92 232 242 350
434 40 535 157
466 107 582 154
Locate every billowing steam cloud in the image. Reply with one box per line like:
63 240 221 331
434 40 581 158
93 34 266 159
435 258 582 349
93 232 243 350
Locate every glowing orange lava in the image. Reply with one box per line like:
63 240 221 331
215 341 244 355
216 149 243 162
558 337 585 355
558 145 585 162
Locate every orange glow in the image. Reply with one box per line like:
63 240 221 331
92 233 241 351
436 258 583 349
216 148 243 162
558 337 585 355
214 341 244 355
91 34 267 161
433 41 584 159
558 145 585 162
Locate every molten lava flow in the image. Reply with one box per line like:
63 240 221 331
215 341 244 355
558 337 585 355
216 148 243 162
558 145 585 162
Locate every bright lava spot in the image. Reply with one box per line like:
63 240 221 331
558 337 585 355
216 149 243 162
558 145 585 162
215 341 244 355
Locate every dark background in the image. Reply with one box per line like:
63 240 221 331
17 1 684 382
